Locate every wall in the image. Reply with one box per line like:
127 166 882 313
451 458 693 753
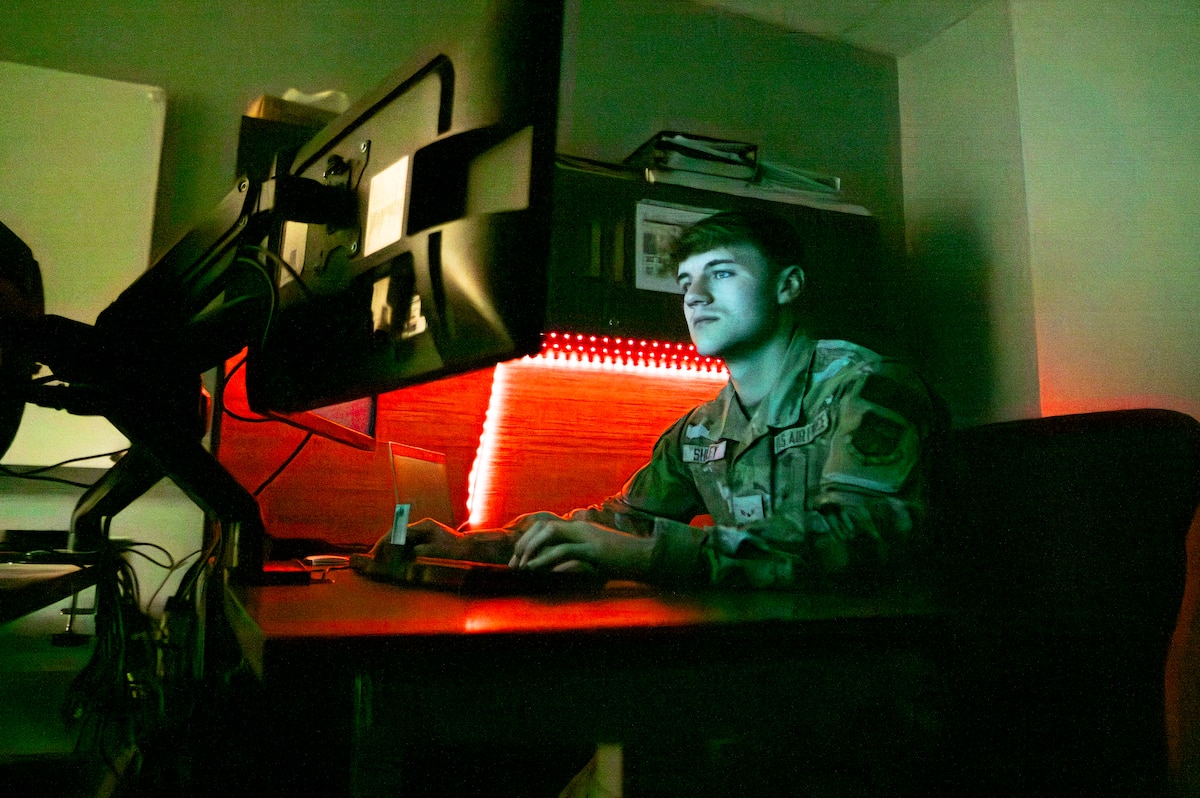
897 1 1040 426
561 0 905 262
0 62 165 466
899 0 1200 423
1009 0 1200 421
0 0 494 259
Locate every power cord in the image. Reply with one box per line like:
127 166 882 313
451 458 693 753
0 448 130 488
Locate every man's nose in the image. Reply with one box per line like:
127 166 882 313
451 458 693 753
684 277 710 306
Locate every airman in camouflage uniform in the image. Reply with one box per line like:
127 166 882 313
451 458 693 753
560 332 934 588
412 209 937 591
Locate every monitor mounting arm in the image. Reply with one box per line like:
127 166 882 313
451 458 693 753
24 177 278 576
14 165 357 579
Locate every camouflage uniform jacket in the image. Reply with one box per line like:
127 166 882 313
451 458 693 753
567 333 936 589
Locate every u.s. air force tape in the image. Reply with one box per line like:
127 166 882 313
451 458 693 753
774 409 830 454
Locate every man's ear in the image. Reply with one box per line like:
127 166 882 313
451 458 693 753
776 265 805 305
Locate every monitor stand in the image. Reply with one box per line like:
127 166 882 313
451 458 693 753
28 368 277 583
25 175 302 584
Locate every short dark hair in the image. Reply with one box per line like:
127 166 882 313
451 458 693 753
670 210 804 275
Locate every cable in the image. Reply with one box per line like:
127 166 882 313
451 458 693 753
65 519 159 765
217 352 271 424
222 406 272 424
170 522 222 608
146 548 200 612
215 330 323 483
0 469 93 488
233 254 278 349
253 432 313 496
6 447 129 473
0 448 131 487
243 245 315 302
218 355 271 424
225 354 247 379
119 541 177 571
62 534 210 787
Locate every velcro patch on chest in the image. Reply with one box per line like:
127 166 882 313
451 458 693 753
681 440 727 464
773 409 830 455
731 494 765 522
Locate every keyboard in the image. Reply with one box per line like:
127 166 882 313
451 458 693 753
350 553 604 594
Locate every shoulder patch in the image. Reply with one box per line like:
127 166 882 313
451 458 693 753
850 410 906 463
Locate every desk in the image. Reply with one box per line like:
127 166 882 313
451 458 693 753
0 562 98 624
222 571 952 796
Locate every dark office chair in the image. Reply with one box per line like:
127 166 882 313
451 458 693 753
928 408 1200 796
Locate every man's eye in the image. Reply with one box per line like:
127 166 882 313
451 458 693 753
713 270 733 279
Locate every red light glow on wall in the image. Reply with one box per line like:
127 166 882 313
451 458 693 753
466 333 728 527
219 332 729 539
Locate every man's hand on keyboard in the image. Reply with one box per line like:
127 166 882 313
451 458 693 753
407 519 514 564
509 518 654 578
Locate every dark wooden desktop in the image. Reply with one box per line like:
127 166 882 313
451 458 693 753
0 470 105 625
222 568 951 795
0 562 98 625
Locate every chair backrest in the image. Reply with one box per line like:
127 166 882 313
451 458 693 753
928 409 1200 794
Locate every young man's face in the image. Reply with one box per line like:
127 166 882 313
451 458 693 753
676 243 786 360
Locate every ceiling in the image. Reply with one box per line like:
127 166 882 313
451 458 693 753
691 0 994 57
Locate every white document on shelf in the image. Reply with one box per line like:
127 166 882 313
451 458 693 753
644 168 870 216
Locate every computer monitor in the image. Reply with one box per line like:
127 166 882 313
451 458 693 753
3 0 565 580
245 0 564 414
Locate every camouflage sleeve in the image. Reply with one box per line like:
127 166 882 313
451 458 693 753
495 415 708 568
564 414 710 535
650 361 935 589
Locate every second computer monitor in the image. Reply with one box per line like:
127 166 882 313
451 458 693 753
246 0 565 416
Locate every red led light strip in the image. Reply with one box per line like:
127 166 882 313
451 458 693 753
532 331 726 373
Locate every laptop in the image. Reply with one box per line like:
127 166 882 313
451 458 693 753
349 443 602 594
383 442 458 530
